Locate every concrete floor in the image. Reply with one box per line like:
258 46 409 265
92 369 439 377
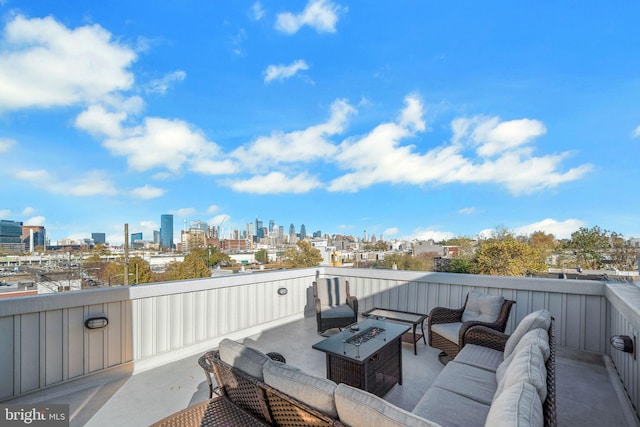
7 316 639 426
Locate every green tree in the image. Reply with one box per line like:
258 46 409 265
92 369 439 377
165 251 211 280
283 241 323 268
364 241 389 251
375 253 434 271
472 236 546 276
255 249 269 264
100 256 152 285
444 257 474 273
528 231 558 264
609 232 640 270
565 226 611 269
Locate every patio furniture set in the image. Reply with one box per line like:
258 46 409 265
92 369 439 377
152 279 556 427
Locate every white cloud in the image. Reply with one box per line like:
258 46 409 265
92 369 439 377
458 207 477 215
26 215 45 226
452 116 547 157
411 228 454 242
0 138 16 153
75 104 127 138
633 125 640 138
146 70 186 95
22 207 35 216
514 218 586 240
189 158 238 175
264 60 309 83
329 97 592 195
102 116 223 173
383 227 399 236
232 98 355 169
229 172 321 194
131 184 165 199
0 15 136 111
207 205 219 214
252 1 265 20
173 208 196 217
275 0 344 34
0 209 11 218
15 169 117 196
208 214 228 226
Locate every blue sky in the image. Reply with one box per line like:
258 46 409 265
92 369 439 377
1 1 640 245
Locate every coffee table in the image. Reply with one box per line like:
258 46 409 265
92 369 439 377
312 318 410 397
363 308 428 355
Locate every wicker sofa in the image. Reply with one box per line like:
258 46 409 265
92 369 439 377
186 309 556 427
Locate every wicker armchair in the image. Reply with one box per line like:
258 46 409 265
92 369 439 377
313 278 358 335
428 291 515 360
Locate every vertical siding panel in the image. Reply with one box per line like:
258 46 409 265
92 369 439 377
67 307 84 378
156 296 168 354
142 298 155 357
106 302 122 367
564 294 582 349
584 295 602 353
170 294 182 350
20 313 40 392
183 292 194 346
45 310 63 385
195 291 205 342
0 316 14 399
87 304 105 373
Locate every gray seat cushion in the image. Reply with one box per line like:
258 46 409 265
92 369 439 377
453 344 503 373
321 304 355 319
504 309 551 358
430 322 462 344
462 291 505 323
218 338 269 380
430 361 497 405
334 383 441 427
485 382 543 427
413 386 490 427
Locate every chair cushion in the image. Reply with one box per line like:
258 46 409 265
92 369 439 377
485 382 543 427
454 344 504 373
430 322 462 344
504 310 551 358
413 386 490 427
218 339 269 380
462 291 505 323
316 277 348 307
431 361 497 405
263 360 338 418
495 344 547 403
334 383 441 427
320 304 355 319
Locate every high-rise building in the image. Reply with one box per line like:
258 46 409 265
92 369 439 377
256 218 264 239
160 214 174 249
22 225 46 249
269 220 275 232
289 224 296 237
131 232 143 244
300 224 307 240
0 220 24 251
153 230 160 245
92 232 106 245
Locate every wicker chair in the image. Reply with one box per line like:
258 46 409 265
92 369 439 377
428 291 515 360
313 278 358 335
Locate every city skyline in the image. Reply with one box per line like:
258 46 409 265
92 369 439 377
1 2 640 245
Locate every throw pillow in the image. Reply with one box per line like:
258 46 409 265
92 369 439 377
218 339 269 380
504 310 551 358
461 290 506 323
485 382 543 427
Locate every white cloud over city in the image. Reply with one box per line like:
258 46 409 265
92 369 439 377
264 60 309 83
275 0 344 34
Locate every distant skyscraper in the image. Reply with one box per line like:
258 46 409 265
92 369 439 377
289 224 296 237
269 220 275 232
92 232 106 245
256 218 264 239
153 230 160 245
160 214 174 249
364 230 369 242
300 224 307 240
131 232 143 244
0 220 24 251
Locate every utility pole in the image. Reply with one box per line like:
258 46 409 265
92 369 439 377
124 223 129 286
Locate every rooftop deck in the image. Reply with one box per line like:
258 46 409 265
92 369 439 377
2 267 640 426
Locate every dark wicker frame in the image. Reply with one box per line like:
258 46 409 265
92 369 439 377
463 318 557 427
313 279 358 334
205 350 345 427
428 293 515 359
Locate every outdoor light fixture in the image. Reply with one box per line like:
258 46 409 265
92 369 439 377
610 335 635 359
277 287 288 296
85 316 109 330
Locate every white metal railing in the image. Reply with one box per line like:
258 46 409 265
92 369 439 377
1 266 639 420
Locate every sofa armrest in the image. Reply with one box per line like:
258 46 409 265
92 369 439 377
428 306 464 325
314 297 322 314
346 296 358 317
462 325 508 352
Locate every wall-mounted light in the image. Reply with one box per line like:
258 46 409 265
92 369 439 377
277 287 288 296
85 316 109 329
610 335 635 359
